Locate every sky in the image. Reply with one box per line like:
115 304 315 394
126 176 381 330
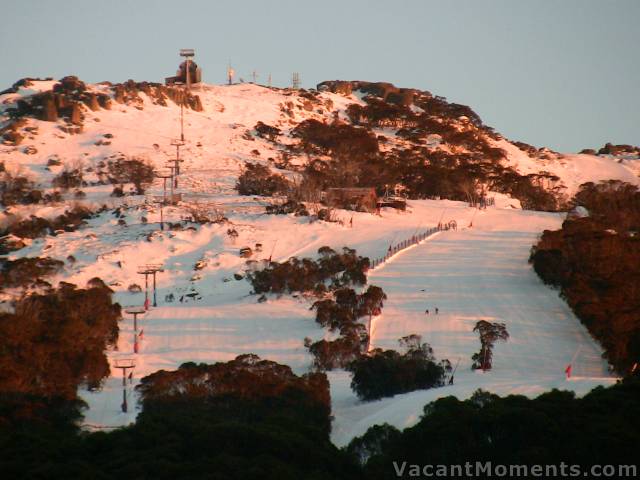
1 0 638 152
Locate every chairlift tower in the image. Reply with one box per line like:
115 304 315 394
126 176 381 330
114 358 136 412
125 306 146 355
170 139 185 173
137 264 164 308
125 306 146 333
167 157 184 182
155 171 173 230
165 163 178 194
156 171 173 203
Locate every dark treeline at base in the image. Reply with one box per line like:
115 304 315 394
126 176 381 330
1 363 639 478
350 378 640 478
0 355 359 480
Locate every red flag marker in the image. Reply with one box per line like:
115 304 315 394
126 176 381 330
565 364 572 379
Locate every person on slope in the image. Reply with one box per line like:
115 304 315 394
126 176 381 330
425 309 429 315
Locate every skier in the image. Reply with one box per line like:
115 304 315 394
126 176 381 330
349 216 353 228
425 309 429 315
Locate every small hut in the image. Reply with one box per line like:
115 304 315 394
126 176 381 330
324 187 377 212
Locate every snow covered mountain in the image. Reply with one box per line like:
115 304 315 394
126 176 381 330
0 77 636 443
1 77 637 205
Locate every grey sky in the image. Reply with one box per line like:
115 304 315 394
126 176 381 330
1 0 638 152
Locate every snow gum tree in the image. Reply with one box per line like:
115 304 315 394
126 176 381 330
471 320 509 371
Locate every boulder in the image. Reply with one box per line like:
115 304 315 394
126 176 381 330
41 93 58 122
54 76 86 93
114 85 125 103
84 93 100 111
69 102 82 125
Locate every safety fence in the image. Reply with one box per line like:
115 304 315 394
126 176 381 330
369 223 455 269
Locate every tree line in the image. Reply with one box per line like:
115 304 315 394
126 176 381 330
530 181 640 373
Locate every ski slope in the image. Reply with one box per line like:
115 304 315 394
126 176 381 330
74 199 616 447
330 205 615 446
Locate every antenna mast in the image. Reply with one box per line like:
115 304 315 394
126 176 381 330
291 72 300 89
179 48 195 91
179 48 195 142
227 62 235 85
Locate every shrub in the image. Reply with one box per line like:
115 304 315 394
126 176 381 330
265 199 309 216
254 121 281 141
0 171 42 206
0 280 120 399
236 162 290 196
307 285 387 371
307 329 368 371
246 246 369 295
184 203 227 224
110 186 124 197
0 206 93 240
107 156 155 194
347 335 451 401
52 166 83 190
292 119 379 157
0 257 64 289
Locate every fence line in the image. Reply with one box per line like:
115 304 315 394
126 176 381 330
369 222 457 269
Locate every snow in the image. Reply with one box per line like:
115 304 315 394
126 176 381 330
330 205 614 446
495 139 639 196
75 200 616 446
0 80 629 443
